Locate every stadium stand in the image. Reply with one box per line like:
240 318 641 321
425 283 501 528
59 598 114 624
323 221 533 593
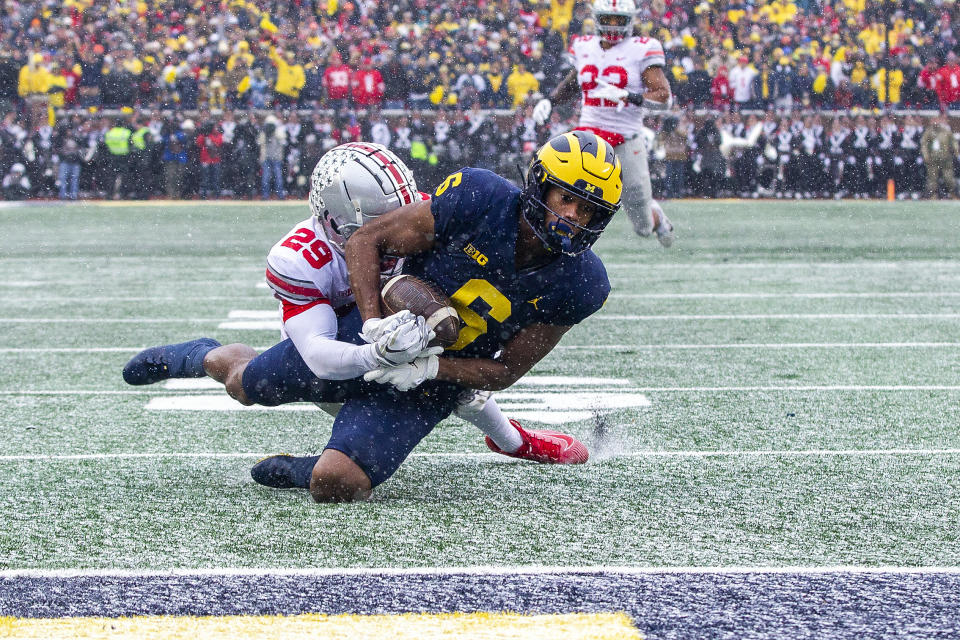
1 0 959 200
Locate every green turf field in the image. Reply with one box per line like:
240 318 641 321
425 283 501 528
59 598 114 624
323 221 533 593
2 199 960 567
1 199 959 636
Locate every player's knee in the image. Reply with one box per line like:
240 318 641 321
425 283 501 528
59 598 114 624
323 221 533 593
309 451 372 503
225 369 253 405
239 360 284 407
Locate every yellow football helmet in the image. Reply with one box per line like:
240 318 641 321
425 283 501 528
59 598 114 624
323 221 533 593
521 130 622 256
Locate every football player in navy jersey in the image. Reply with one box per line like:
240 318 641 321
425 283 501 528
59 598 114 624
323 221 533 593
123 138 611 502
277 129 621 500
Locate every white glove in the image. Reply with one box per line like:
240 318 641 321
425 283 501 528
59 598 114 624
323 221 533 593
363 313 443 367
592 80 628 111
532 98 552 125
360 310 414 343
363 355 439 392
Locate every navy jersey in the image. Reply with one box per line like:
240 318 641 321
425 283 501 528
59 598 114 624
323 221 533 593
402 168 610 360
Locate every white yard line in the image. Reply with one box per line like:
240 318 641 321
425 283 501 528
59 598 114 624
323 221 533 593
609 292 960 299
629 385 960 391
4 385 960 397
553 343 960 349
0 318 226 323
0 296 272 303
603 261 960 269
596 313 960 320
4 449 960 463
2 565 960 579
4 343 960 354
2 314 959 325
2 292 957 303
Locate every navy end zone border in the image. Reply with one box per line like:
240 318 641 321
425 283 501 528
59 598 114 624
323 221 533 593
3 568 960 638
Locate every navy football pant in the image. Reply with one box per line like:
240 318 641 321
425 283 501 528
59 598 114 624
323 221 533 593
240 308 460 487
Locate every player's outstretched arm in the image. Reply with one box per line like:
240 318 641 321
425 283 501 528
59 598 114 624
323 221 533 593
345 199 436 323
436 322 571 391
640 65 672 109
550 68 581 106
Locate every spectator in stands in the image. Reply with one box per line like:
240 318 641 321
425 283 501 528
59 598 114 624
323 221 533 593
0 48 18 116
693 119 724 198
936 52 960 111
920 115 958 199
2 162 29 200
506 61 538 108
270 48 306 109
197 121 224 199
772 57 794 111
129 118 154 199
685 57 712 108
351 57 385 109
658 116 689 198
729 55 757 111
248 69 270 109
792 62 814 107
56 119 82 201
18 53 51 100
259 115 286 200
323 51 352 112
103 117 132 199
485 60 511 108
916 58 940 109
711 65 731 111
162 119 190 200
299 54 325 108
382 51 410 109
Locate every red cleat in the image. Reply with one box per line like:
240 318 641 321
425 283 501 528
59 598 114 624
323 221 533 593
485 420 589 464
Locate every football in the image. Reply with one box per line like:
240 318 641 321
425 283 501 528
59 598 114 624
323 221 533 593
380 275 462 348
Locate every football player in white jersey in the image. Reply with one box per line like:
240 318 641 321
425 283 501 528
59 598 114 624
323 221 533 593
533 0 674 247
123 143 589 489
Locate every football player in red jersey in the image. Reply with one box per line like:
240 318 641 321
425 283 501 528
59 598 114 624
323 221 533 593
534 0 674 247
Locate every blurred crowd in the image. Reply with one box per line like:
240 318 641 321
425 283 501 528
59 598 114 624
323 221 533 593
652 111 960 199
4 0 960 114
5 0 960 201
0 107 561 201
4 108 960 201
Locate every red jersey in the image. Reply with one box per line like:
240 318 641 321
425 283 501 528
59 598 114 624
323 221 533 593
322 64 352 100
936 64 960 104
351 68 385 106
711 75 731 109
197 133 223 165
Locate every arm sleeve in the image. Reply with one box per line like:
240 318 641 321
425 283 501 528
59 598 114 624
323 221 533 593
637 38 666 74
282 301 381 380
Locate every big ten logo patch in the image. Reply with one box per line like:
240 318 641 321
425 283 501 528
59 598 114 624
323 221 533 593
463 243 488 266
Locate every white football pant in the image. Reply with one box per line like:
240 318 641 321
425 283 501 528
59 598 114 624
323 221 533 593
616 133 654 237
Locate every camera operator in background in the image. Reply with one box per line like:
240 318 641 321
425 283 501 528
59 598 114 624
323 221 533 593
259 115 286 200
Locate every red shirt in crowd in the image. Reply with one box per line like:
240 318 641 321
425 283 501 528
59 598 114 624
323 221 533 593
918 65 938 92
323 63 352 100
62 68 81 106
711 69 731 109
935 63 960 105
197 132 223 165
351 67 385 106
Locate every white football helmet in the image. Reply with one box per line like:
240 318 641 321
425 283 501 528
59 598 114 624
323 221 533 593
592 0 637 44
309 142 420 253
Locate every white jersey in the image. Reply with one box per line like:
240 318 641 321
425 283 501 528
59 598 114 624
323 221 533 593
569 34 665 138
265 215 354 323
